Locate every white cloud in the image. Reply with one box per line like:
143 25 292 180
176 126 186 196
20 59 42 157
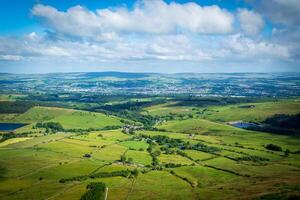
0 33 210 62
0 55 24 61
145 35 211 61
221 34 290 60
1 32 292 65
32 0 234 37
237 9 264 36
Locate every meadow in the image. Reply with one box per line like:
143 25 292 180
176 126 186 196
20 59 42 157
0 98 299 200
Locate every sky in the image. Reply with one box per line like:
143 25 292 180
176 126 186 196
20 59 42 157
0 0 299 73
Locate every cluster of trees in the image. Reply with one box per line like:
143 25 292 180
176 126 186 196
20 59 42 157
119 110 158 129
139 134 220 154
36 125 121 134
191 142 220 153
35 122 64 133
265 144 282 151
164 163 184 168
149 135 186 148
146 143 160 168
89 170 137 179
99 125 122 131
0 132 29 143
236 155 269 162
120 154 134 164
264 144 291 156
59 169 137 183
80 182 106 200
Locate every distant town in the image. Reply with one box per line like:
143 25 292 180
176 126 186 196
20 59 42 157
1 72 299 97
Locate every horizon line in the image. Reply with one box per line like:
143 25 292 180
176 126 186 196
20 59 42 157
1 71 300 75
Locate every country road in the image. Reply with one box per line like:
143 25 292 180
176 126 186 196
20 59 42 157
105 187 108 200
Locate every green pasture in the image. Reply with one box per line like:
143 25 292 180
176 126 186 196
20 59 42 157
203 99 300 122
120 140 149 150
125 150 152 165
159 154 194 165
93 144 128 162
3 106 124 129
156 118 238 135
143 102 196 116
128 171 194 200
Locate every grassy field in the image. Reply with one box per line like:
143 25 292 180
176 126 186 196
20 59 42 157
120 140 149 150
156 118 236 134
0 99 299 199
2 106 124 129
143 102 196 116
202 99 300 122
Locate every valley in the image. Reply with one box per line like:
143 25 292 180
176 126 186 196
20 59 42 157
0 81 299 200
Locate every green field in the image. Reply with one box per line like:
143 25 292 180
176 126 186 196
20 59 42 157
143 102 196 116
0 99 300 200
202 99 300 123
2 106 124 129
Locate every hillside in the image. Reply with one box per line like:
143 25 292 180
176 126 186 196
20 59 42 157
10 106 124 129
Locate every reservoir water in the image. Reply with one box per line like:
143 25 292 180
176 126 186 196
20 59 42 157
230 122 259 129
0 123 27 131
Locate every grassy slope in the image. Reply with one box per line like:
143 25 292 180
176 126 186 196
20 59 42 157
203 99 300 122
50 111 122 129
156 118 236 134
14 106 74 123
3 106 124 129
156 117 300 151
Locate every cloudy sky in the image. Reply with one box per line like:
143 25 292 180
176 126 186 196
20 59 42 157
0 0 299 73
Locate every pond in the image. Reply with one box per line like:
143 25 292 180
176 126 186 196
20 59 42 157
230 122 259 129
0 123 27 131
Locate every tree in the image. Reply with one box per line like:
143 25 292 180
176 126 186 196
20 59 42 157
284 149 290 157
120 154 127 163
80 182 106 200
265 144 282 151
132 169 139 177
127 157 133 164
152 157 159 166
151 150 161 157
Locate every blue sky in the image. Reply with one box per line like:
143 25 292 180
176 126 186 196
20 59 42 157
0 0 299 73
